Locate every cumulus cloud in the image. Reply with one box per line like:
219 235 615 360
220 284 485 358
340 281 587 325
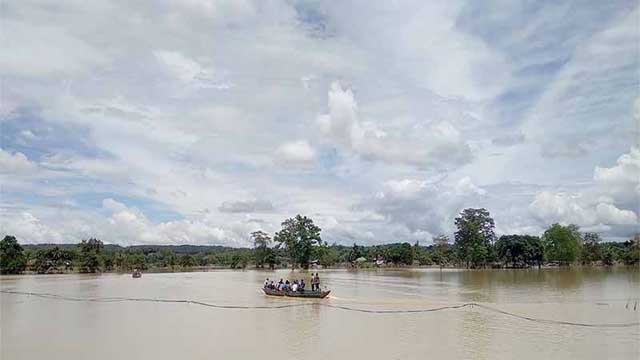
527 146 639 238
362 177 488 240
99 199 252 246
317 82 472 169
594 147 640 202
529 191 637 227
275 140 317 166
595 203 638 225
455 177 488 196
0 211 65 243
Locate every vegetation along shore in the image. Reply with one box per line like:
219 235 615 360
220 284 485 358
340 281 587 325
1 208 638 275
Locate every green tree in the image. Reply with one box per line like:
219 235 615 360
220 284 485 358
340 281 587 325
454 208 496 268
274 215 322 269
496 235 543 268
315 244 338 267
432 235 450 269
78 238 103 273
622 235 640 265
264 247 277 269
127 251 147 270
179 254 195 268
251 230 272 268
581 232 602 265
101 252 115 271
0 235 27 274
542 224 581 265
159 248 176 269
32 247 75 274
348 243 363 263
601 244 619 266
229 251 250 269
387 243 414 265
524 236 544 268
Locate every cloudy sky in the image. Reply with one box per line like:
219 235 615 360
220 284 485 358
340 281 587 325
1 0 638 246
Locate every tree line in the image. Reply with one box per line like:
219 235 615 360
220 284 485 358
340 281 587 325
1 210 639 274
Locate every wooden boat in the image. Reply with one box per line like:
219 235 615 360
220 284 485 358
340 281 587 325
263 288 330 299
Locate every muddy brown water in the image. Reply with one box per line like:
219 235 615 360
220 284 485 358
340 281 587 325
1 268 639 359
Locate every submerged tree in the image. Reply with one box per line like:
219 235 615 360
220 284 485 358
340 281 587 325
542 224 581 265
495 235 543 268
581 232 602 265
33 247 76 274
315 244 338 267
386 243 414 265
454 208 496 268
348 243 363 264
251 230 272 268
179 254 195 268
274 215 322 269
78 238 103 273
0 235 27 274
432 235 450 269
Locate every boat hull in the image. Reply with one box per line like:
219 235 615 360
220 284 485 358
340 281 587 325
263 288 330 299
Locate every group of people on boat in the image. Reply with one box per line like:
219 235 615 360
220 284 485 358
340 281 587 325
264 273 321 292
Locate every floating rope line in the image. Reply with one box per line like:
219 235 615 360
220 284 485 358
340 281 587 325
2 290 639 328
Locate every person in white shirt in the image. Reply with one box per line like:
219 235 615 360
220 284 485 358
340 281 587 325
291 282 298 292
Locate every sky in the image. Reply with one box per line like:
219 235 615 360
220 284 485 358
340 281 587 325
1 0 638 247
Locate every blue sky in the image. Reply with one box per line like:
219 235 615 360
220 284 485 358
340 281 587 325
1 0 638 246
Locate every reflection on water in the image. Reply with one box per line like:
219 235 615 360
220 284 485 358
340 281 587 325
1 268 639 360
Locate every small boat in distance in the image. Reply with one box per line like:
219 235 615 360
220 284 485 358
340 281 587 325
263 288 330 299
132 269 142 278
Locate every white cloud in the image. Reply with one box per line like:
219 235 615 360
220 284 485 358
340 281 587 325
363 176 488 239
317 82 472 169
455 177 488 196
276 140 316 165
19 130 38 141
594 147 640 201
530 191 637 227
595 203 637 225
154 50 206 82
0 149 37 174
0 212 65 244
1 20 107 77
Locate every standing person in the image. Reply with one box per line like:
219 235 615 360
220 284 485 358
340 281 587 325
264 278 270 288
310 275 316 291
314 273 320 291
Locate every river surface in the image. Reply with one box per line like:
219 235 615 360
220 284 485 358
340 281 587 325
1 268 639 360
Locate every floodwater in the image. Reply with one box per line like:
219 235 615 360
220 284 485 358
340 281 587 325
1 268 639 360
